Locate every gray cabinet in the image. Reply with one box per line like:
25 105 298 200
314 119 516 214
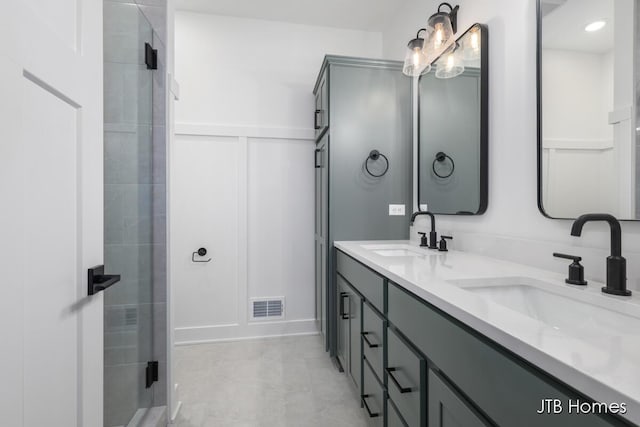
335 250 632 427
336 273 362 391
314 134 328 344
362 301 384 382
428 370 489 427
362 358 384 427
336 275 349 370
312 55 412 358
348 289 362 390
387 327 426 427
314 71 328 140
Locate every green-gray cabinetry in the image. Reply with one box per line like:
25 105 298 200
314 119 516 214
313 55 412 355
337 273 363 390
335 249 634 427
314 133 328 342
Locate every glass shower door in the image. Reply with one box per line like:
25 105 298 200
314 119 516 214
103 2 155 425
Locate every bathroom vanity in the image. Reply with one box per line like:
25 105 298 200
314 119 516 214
334 241 640 427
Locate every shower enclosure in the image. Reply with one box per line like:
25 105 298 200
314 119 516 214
103 1 167 425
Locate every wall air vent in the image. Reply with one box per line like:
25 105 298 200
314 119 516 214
250 297 285 321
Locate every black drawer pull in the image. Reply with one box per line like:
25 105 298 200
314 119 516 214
361 394 380 418
361 332 380 348
339 292 349 319
386 367 413 393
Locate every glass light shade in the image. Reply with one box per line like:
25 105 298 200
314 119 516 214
403 38 432 77
435 44 464 79
462 27 481 62
424 12 455 57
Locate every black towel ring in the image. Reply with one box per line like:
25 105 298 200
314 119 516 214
365 150 389 178
432 152 455 179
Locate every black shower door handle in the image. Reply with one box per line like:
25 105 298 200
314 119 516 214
88 265 121 296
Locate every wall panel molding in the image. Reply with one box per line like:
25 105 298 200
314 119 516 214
175 123 315 141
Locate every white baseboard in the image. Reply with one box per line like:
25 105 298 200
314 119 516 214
174 318 318 345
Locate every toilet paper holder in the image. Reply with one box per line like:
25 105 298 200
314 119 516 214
192 247 212 263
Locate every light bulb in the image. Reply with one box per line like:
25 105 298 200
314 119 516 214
434 23 444 49
413 50 421 66
470 31 479 50
446 54 455 71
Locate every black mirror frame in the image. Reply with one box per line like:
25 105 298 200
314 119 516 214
536 1 637 221
536 0 553 219
417 23 489 216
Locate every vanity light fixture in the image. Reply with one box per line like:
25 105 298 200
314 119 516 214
424 3 460 58
402 3 459 77
435 42 465 79
584 20 606 32
402 28 432 77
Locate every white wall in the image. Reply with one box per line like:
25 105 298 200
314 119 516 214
171 11 383 344
175 12 383 128
381 0 640 285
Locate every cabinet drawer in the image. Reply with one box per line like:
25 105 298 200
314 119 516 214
337 251 384 311
362 301 384 381
388 399 408 427
387 327 425 427
388 282 626 427
362 359 384 427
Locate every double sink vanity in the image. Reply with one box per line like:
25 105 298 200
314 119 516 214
335 240 640 426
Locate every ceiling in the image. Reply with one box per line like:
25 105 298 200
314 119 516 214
175 0 409 32
542 0 614 53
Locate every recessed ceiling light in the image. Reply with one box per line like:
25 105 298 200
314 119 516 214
585 21 606 32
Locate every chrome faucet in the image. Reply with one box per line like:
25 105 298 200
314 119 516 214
410 211 438 249
570 214 631 296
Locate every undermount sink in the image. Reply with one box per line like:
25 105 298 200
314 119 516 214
454 277 640 339
360 243 428 257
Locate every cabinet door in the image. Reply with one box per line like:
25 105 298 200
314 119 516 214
348 292 362 391
428 370 489 427
336 276 350 370
314 240 322 333
314 137 328 345
314 72 328 139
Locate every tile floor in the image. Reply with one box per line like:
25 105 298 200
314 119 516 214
173 334 369 427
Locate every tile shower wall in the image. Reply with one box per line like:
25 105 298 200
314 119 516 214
104 1 167 426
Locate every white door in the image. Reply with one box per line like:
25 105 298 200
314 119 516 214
0 2 104 427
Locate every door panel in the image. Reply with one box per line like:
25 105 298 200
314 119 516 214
22 76 80 427
336 276 349 370
0 2 103 426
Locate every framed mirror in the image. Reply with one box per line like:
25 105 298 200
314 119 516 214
418 23 489 215
537 0 639 220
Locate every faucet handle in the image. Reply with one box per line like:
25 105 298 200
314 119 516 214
553 253 587 286
418 232 428 247
438 236 453 252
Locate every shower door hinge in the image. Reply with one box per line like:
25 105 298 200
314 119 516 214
146 361 159 388
145 42 158 70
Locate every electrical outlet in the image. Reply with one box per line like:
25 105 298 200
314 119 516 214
389 204 406 216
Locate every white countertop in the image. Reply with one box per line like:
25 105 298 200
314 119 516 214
335 240 640 425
